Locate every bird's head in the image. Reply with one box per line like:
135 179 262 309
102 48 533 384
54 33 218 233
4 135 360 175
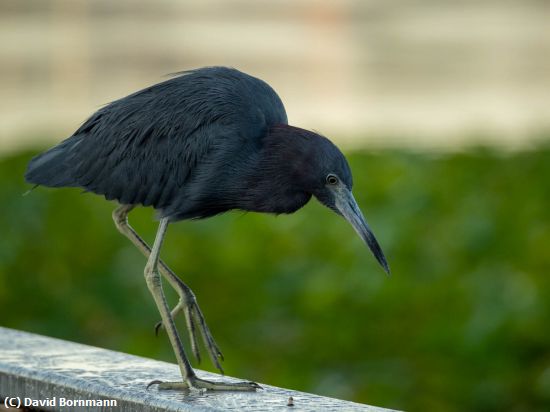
310 136 390 274
266 125 390 274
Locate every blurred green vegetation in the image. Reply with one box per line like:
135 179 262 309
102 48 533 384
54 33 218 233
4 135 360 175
0 143 549 412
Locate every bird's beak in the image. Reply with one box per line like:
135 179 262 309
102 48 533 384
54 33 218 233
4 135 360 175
333 187 390 274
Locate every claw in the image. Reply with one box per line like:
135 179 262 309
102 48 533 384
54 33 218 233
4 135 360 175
154 321 163 337
146 380 164 390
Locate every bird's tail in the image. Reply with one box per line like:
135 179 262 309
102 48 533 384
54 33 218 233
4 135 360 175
25 136 82 188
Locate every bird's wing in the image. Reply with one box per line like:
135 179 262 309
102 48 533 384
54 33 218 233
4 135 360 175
64 67 287 208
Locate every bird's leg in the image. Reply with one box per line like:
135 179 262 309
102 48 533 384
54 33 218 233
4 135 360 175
112 205 223 371
142 216 260 391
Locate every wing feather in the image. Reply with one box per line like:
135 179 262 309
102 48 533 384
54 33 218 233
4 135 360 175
36 67 288 210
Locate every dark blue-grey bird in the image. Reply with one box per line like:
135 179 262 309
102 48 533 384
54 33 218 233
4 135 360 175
25 66 389 391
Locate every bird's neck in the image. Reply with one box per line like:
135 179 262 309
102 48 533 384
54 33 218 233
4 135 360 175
239 125 314 214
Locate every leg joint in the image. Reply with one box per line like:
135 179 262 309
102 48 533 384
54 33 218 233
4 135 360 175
112 205 134 229
144 265 162 290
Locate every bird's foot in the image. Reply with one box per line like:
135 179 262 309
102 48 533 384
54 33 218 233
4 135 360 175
155 292 224 373
147 376 261 392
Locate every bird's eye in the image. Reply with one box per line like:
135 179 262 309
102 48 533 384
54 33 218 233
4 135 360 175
326 174 339 185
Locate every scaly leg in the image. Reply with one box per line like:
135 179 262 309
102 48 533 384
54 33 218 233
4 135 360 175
144 216 259 391
113 205 223 371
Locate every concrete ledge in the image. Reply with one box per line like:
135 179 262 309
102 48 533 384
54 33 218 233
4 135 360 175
0 327 399 411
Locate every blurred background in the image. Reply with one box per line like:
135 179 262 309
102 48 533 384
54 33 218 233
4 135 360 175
0 1 549 411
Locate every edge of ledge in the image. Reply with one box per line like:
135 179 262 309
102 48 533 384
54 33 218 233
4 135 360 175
0 327 400 412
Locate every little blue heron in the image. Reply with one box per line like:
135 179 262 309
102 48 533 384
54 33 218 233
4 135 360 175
25 66 389 391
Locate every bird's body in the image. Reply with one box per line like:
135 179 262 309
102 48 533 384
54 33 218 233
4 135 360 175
28 67 287 218
25 66 388 391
